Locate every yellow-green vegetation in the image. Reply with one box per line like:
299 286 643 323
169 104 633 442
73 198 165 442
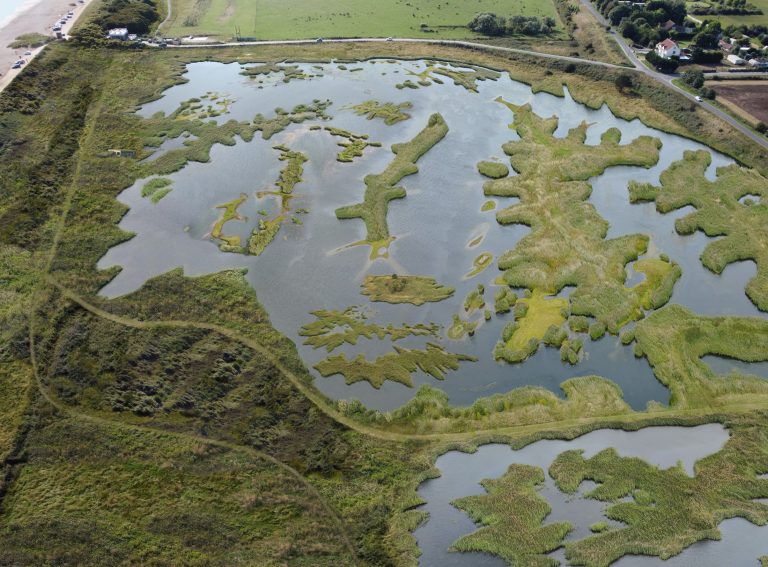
405 63 502 93
494 286 518 314
335 113 448 252
351 100 413 125
141 177 173 203
361 274 454 305
137 100 330 179
314 343 476 388
496 290 568 363
241 62 308 83
8 33 50 49
477 161 510 179
7 37 768 565
453 413 768 567
447 314 480 340
273 144 308 198
482 200 497 212
247 218 282 256
252 101 332 140
299 308 438 352
323 127 381 163
634 305 768 408
466 252 494 278
464 284 486 314
560 337 584 364
247 145 309 255
176 92 234 120
211 193 248 251
485 99 678 338
451 464 572 566
549 414 768 567
629 150 768 311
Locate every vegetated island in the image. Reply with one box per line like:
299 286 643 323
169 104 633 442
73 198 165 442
322 126 381 163
335 113 448 258
352 100 413 125
314 343 476 388
403 63 501 92
630 149 768 312
361 274 454 305
210 144 309 255
483 98 684 363
299 307 438 352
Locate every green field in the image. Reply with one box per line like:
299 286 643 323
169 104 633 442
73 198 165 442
163 0 561 40
689 0 768 27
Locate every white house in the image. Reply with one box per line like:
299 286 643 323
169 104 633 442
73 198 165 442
107 28 129 40
726 54 746 65
656 38 681 59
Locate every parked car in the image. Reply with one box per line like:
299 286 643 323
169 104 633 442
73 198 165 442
12 62 21 69
386 37 393 41
23 50 32 56
695 95 702 102
316 37 323 43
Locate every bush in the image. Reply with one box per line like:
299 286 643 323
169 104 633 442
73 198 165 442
756 122 767 134
646 50 680 73
682 70 704 89
700 87 716 100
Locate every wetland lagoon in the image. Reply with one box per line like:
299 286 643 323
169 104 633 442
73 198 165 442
96 58 768 565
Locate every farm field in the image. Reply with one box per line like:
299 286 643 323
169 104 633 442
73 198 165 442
690 0 768 26
709 80 768 124
162 0 562 40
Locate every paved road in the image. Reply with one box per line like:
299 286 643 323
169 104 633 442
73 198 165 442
169 36 627 70
577 0 768 150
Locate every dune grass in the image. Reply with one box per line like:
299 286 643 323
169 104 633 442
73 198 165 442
335 113 448 249
314 343 476 389
299 308 438 352
351 100 413 125
629 150 768 312
361 274 454 305
451 464 572 566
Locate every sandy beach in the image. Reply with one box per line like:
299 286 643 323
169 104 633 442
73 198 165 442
0 0 97 92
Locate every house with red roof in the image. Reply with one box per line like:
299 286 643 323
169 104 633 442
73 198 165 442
655 38 681 59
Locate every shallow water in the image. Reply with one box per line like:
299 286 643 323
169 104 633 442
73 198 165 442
702 354 768 379
98 59 764 414
414 424 758 566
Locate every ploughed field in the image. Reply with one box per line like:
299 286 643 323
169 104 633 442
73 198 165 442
709 80 768 125
99 59 768 419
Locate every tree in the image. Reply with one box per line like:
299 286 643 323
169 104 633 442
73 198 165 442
70 23 106 47
646 50 680 72
468 13 506 36
682 69 705 88
614 73 634 92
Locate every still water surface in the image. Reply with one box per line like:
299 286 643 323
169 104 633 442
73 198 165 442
98 59 764 414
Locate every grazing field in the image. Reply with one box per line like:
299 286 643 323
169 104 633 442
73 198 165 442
694 0 768 26
709 80 768 125
162 0 562 40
